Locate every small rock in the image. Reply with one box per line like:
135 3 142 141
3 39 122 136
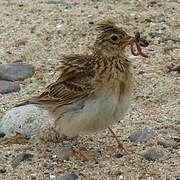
98 163 105 168
46 1 68 5
0 105 53 137
115 153 124 158
168 0 178 2
148 32 162 38
0 132 29 145
167 63 180 73
177 150 180 157
157 139 177 148
0 133 6 138
0 63 34 81
144 148 164 161
0 80 20 94
173 136 180 143
31 176 37 180
129 129 154 143
12 153 33 168
55 147 74 160
144 18 152 23
56 174 78 180
50 175 56 179
0 113 3 119
46 1 61 4
0 166 6 173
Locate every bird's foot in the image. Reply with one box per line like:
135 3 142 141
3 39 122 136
73 136 94 160
116 144 135 154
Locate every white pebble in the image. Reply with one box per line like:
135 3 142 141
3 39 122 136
52 154 57 158
56 24 62 29
50 175 56 179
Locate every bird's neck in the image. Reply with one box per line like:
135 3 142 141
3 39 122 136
93 54 131 74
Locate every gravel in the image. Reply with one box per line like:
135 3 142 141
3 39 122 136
0 0 179 179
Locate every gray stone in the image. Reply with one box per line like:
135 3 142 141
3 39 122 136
144 148 164 161
0 105 53 137
56 174 78 180
0 80 20 94
0 63 34 81
46 1 69 5
157 139 178 148
12 153 33 168
129 129 154 143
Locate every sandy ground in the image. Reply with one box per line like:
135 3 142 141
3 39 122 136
0 0 179 179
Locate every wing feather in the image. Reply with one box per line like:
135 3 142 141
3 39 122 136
23 55 95 107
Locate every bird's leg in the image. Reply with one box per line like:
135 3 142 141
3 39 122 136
74 136 94 160
108 127 134 154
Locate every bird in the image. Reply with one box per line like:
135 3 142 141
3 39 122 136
16 20 149 160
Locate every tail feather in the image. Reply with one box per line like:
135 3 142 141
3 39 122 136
15 97 41 107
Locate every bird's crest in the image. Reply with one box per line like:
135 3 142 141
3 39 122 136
95 19 122 34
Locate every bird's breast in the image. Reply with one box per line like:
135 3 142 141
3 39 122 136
55 81 132 137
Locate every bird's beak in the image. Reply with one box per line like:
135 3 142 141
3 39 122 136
121 36 132 46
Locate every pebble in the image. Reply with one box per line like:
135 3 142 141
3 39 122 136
148 32 162 38
115 153 124 158
0 166 6 173
0 80 20 94
0 133 6 138
46 1 69 6
12 153 33 168
55 147 74 160
0 63 34 81
177 151 180 157
157 139 177 148
129 129 154 143
0 105 53 137
144 148 164 161
56 174 78 180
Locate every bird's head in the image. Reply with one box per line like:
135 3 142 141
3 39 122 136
93 20 131 58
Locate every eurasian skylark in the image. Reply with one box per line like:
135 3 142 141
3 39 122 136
17 20 149 159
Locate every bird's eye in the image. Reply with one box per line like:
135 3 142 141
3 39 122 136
111 35 119 42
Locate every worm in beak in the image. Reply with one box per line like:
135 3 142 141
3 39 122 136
130 31 149 58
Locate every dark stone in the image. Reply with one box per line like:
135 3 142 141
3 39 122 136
0 80 20 94
144 148 164 161
129 129 154 143
18 3 24 7
115 153 124 158
31 176 37 180
0 63 34 81
173 136 180 143
144 18 152 23
56 174 78 180
0 133 6 138
149 32 162 38
12 153 33 168
0 166 6 173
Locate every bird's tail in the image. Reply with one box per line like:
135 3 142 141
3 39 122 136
15 97 41 107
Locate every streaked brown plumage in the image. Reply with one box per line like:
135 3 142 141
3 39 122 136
17 20 149 159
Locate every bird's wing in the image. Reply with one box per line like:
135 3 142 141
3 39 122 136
24 55 95 107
